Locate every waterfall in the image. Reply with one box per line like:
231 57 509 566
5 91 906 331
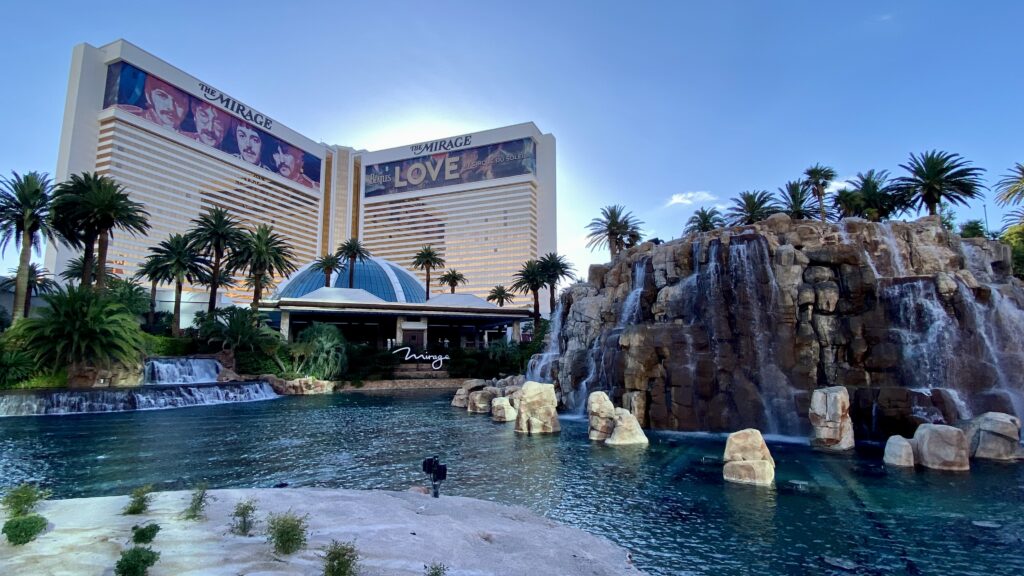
839 219 880 278
0 382 279 418
880 279 958 392
618 259 648 328
145 358 222 385
879 222 909 277
525 300 564 383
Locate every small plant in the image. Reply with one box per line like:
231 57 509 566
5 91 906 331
321 540 359 576
266 510 308 555
2 483 49 517
424 562 449 576
114 546 160 576
2 514 47 545
229 498 258 536
182 483 208 520
131 523 160 544
123 485 154 515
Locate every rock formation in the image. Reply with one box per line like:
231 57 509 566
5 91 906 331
491 397 518 422
722 428 775 486
911 424 970 471
883 435 915 467
959 412 1022 461
605 408 649 446
467 388 498 414
809 386 854 451
451 380 486 408
514 382 561 435
587 391 617 440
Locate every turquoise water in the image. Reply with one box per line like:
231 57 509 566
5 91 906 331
1 390 1022 575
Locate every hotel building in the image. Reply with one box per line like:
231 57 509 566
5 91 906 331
46 39 556 328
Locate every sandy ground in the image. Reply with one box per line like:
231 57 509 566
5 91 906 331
0 488 645 575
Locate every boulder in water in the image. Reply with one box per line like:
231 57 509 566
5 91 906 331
958 412 1022 461
491 397 517 422
883 435 915 467
587 391 616 441
514 382 561 435
605 408 649 446
809 386 854 452
911 424 970 471
467 389 498 414
723 428 775 486
451 379 487 408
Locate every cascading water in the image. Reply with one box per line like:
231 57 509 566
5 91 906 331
838 220 880 278
880 279 958 392
145 358 221 385
618 260 648 328
879 222 909 277
525 300 563 384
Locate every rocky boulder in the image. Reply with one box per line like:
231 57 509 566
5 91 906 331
959 412 1022 461
809 386 855 451
883 435 915 467
605 408 649 446
912 424 970 471
491 397 518 422
451 379 487 408
722 428 775 486
467 389 498 414
514 382 561 435
587 391 617 441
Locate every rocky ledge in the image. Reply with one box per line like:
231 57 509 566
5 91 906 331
0 488 644 576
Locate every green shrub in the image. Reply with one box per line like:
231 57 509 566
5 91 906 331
2 483 49 516
9 369 67 389
141 334 195 357
182 483 208 520
131 523 160 544
424 562 449 576
296 323 348 380
235 349 282 375
114 546 160 576
2 514 46 545
229 498 258 536
0 305 10 332
321 540 359 576
0 348 35 388
266 510 308 555
123 485 154 515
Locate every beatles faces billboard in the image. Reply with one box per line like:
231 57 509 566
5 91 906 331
364 137 536 198
103 62 322 190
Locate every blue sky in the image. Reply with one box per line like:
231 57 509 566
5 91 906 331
1 0 1022 277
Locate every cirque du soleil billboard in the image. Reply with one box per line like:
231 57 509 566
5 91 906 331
102 62 322 190
363 137 536 197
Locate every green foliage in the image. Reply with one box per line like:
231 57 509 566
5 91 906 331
940 202 956 231
424 562 449 576
585 204 644 259
266 510 308 555
684 207 726 234
114 546 160 576
726 190 778 226
959 219 986 238
0 305 9 332
2 514 47 545
226 223 298 304
892 150 986 216
123 485 153 515
182 483 208 520
229 498 258 536
235 349 284 376
131 523 160 544
344 344 397 382
141 334 196 357
321 540 360 576
0 346 35 388
196 306 282 355
106 277 151 316
141 311 173 337
1001 225 1024 280
292 323 348 380
9 369 67 390
775 180 818 220
2 483 49 517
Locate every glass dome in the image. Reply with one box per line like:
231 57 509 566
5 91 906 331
277 257 426 303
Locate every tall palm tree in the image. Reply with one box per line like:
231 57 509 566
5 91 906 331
804 164 837 223
892 150 986 216
136 252 172 329
310 253 342 287
0 264 58 319
147 234 211 337
511 259 547 322
995 163 1024 207
487 285 515 307
538 252 574 314
0 171 53 322
585 205 644 261
438 269 467 293
725 190 778 226
775 180 817 220
412 245 445 301
337 237 371 288
227 224 297 309
188 206 245 313
684 207 725 234
51 172 101 287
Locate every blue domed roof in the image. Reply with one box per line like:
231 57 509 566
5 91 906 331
277 257 426 303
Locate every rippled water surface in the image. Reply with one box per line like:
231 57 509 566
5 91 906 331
1 391 1022 575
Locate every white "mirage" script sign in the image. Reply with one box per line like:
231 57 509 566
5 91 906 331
392 347 450 370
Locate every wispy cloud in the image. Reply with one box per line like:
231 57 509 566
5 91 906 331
825 177 853 194
666 191 716 207
877 13 893 22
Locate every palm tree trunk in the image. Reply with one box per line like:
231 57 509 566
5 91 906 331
11 229 32 323
548 284 556 316
450 285 455 294
208 249 222 314
324 266 332 287
349 256 356 288
80 236 96 287
172 278 183 338
818 186 827 223
95 229 110 291
608 234 618 260
23 289 32 319
425 267 431 300
532 288 540 323
251 275 263 310
928 202 938 216
148 279 157 328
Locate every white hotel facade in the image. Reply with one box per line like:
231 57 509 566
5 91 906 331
46 40 556 318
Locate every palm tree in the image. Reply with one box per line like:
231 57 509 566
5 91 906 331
147 234 211 337
831 188 862 220
892 150 986 216
51 172 101 287
585 205 644 261
311 253 342 287
995 163 1024 207
775 180 817 220
511 259 547 322
726 190 778 226
438 269 467 293
412 245 445 301
0 264 58 319
804 164 837 223
684 207 725 234
487 285 515 307
60 254 115 285
337 237 371 288
52 172 150 291
0 172 53 323
846 169 907 222
137 251 173 329
538 252 574 314
188 206 245 314
227 224 297 309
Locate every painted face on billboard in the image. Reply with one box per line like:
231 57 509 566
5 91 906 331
143 76 188 130
192 102 227 147
272 144 303 179
235 124 263 165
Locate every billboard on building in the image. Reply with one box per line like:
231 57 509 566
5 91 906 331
102 62 321 190
364 137 536 198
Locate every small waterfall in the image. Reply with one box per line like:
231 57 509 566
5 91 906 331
880 280 958 392
618 260 649 328
839 219 880 278
0 382 279 417
879 222 909 277
525 300 564 383
961 242 995 283
145 358 222 385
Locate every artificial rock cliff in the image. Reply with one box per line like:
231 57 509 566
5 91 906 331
544 214 1024 441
